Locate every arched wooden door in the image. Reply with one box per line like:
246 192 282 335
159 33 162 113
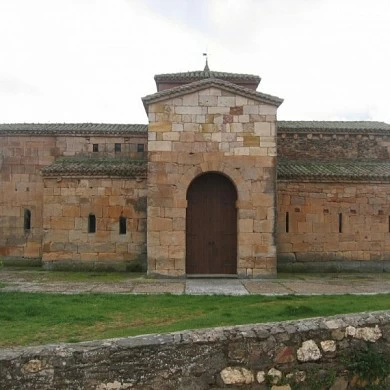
186 173 237 275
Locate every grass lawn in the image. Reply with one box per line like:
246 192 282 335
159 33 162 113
0 292 389 347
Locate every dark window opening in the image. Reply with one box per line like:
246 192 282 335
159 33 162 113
24 209 31 231
285 212 289 233
119 216 127 235
88 214 96 233
137 143 145 152
92 144 99 152
338 213 343 233
388 216 390 233
115 143 121 153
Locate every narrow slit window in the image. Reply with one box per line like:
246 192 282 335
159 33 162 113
338 213 343 233
24 209 31 231
388 216 390 233
88 214 96 233
119 216 127 235
115 143 121 153
92 144 99 152
137 143 145 152
285 212 289 233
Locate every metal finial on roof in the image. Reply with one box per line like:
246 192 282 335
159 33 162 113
203 53 210 72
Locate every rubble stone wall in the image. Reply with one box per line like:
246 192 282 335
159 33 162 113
1 311 389 389
0 134 146 261
42 177 147 270
0 136 56 258
277 132 390 161
146 88 278 278
277 181 390 270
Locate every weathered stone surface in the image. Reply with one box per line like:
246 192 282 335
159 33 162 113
22 359 44 373
345 325 382 342
220 367 254 384
267 367 282 384
321 340 337 352
297 340 322 362
274 346 295 364
256 370 266 383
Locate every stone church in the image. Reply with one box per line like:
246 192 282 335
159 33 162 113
1 65 390 277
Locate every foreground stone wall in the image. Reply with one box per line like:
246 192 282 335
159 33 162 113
42 177 147 270
1 311 389 389
147 88 278 278
277 181 390 271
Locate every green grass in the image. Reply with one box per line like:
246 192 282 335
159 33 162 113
0 293 389 347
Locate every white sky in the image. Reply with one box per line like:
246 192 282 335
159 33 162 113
0 0 389 124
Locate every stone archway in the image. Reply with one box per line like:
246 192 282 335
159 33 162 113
186 172 237 275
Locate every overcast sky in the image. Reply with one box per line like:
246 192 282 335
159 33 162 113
0 0 389 124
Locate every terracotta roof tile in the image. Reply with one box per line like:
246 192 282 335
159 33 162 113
278 160 390 181
154 70 261 83
0 123 147 136
278 121 390 134
42 157 147 178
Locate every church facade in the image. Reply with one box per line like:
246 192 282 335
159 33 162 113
1 67 390 277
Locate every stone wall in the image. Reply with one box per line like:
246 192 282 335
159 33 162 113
146 87 278 278
277 132 390 161
1 311 389 389
42 177 147 270
277 181 390 271
0 133 147 262
0 136 56 258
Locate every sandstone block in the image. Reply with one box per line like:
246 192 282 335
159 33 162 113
149 121 172 132
254 122 271 136
160 231 185 246
148 141 172 152
230 106 243 115
243 105 259 115
162 132 180 141
148 217 173 232
199 95 218 106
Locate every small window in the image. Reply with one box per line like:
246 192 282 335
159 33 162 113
115 143 121 153
92 144 99 152
24 209 31 231
88 214 96 233
119 216 127 235
338 213 343 233
137 143 145 152
285 212 289 233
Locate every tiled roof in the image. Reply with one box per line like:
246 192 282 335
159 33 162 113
41 157 147 178
154 70 261 84
143 78 283 109
278 160 390 181
278 121 390 134
0 123 148 136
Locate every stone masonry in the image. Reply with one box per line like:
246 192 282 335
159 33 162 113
1 70 390 275
144 79 282 278
1 311 389 389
